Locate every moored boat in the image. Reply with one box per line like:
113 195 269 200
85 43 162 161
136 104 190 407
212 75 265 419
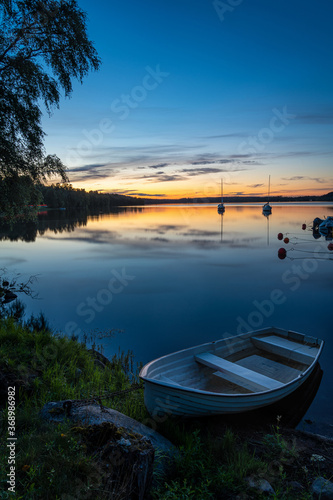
217 179 225 213
139 327 324 418
262 175 272 215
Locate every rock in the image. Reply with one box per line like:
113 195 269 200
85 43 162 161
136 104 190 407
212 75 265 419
287 481 304 493
3 291 17 303
312 477 333 499
40 400 177 470
77 422 154 500
93 359 106 370
246 476 275 496
88 349 113 368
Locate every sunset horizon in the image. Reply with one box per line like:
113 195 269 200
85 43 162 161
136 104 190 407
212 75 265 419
40 0 332 201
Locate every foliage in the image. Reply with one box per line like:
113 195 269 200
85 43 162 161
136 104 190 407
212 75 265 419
0 316 146 498
0 269 38 317
0 316 329 499
39 183 145 210
152 428 265 499
0 0 101 218
262 416 297 461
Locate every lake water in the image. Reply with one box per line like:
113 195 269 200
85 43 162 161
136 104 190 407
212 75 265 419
1 203 332 435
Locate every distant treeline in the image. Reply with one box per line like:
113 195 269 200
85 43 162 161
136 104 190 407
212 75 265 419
39 184 145 210
40 185 333 209
143 191 333 204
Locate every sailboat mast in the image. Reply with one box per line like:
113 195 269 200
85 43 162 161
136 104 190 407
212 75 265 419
221 179 223 204
268 175 270 202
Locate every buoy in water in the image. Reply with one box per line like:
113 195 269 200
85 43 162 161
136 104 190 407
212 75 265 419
328 243 333 251
278 248 287 260
284 237 289 244
302 224 306 230
277 233 283 240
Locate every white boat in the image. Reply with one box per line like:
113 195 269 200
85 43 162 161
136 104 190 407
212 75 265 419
319 216 333 234
217 179 225 213
139 327 324 418
262 202 271 215
262 176 272 215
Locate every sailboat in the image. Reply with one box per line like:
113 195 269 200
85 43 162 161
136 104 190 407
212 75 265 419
217 179 225 213
262 175 272 216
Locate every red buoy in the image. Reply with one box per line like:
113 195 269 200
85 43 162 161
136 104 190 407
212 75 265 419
284 237 289 244
278 248 287 260
302 224 306 230
328 243 333 251
277 233 283 240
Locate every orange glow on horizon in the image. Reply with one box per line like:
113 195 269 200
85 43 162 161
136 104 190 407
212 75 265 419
68 178 331 199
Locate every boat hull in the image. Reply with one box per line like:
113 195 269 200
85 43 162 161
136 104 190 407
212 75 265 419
140 327 323 418
143 362 317 418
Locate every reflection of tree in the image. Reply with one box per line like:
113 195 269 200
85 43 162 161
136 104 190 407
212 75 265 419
0 207 140 242
0 210 88 242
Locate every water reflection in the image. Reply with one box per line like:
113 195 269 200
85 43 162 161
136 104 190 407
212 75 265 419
1 203 332 435
0 208 136 243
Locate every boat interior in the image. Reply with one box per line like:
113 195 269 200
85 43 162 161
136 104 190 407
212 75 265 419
151 332 321 395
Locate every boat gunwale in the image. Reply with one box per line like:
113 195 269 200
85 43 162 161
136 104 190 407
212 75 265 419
139 326 324 398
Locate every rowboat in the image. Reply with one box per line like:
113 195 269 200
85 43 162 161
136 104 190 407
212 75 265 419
139 327 324 418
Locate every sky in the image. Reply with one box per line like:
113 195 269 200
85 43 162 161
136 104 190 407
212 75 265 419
41 0 333 199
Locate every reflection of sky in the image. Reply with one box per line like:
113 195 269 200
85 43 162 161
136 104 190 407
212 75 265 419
1 204 333 432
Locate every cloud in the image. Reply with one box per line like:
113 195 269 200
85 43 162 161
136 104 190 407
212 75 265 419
151 237 169 243
180 167 230 175
190 160 233 165
135 193 167 197
112 189 167 197
282 176 327 184
68 163 116 182
203 133 249 139
147 163 170 169
146 174 184 183
248 183 264 188
188 153 261 167
296 111 333 125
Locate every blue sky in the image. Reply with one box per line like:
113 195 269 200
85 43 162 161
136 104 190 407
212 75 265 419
42 0 333 198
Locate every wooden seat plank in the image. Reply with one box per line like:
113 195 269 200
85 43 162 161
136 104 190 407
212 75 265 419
195 352 282 391
236 355 301 383
252 336 318 364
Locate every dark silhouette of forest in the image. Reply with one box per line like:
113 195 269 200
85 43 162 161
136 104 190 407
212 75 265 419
39 184 144 210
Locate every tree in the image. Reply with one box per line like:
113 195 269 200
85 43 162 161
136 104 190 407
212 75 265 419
0 0 101 218
0 268 38 319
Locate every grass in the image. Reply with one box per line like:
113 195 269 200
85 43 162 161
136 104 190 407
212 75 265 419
0 316 146 499
0 314 330 499
151 427 266 499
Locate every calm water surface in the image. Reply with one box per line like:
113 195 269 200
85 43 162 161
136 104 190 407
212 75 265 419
1 203 332 434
